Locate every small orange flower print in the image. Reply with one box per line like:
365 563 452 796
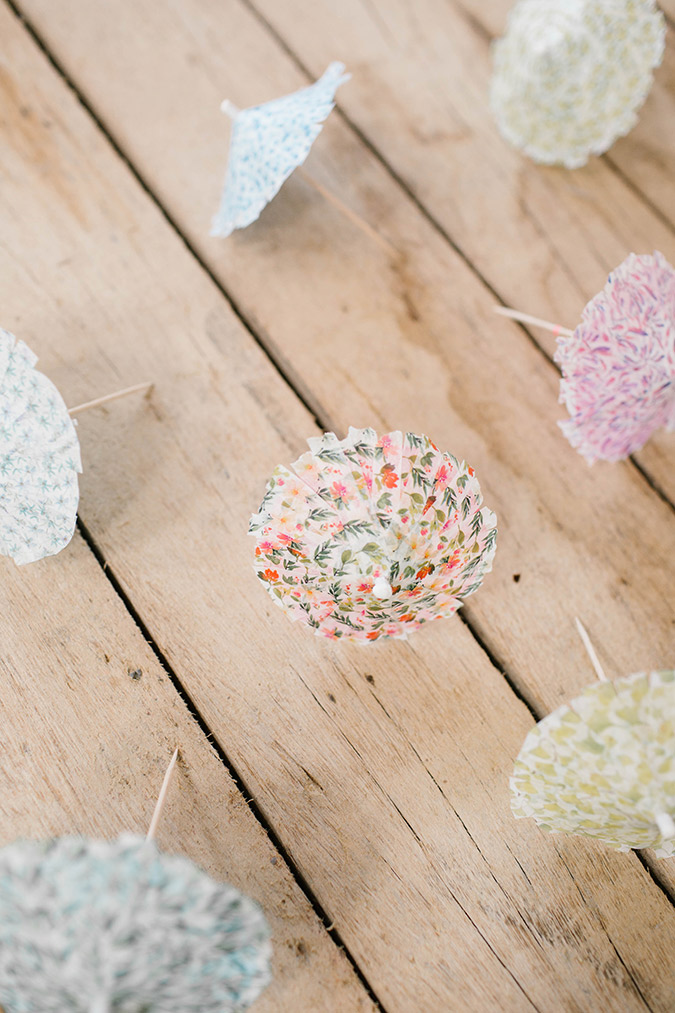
380 464 398 489
416 563 435 579
423 495 436 515
262 568 279 581
400 613 416 622
366 630 380 640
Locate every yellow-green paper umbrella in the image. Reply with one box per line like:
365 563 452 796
511 663 675 857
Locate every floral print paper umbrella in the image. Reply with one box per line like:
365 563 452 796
250 428 497 641
0 328 81 564
511 669 675 856
0 834 272 1013
556 251 675 462
490 0 665 169
495 251 675 461
211 62 350 238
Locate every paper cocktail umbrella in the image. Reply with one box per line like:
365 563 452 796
490 0 665 168
511 623 675 857
250 427 497 641
211 62 349 238
0 328 152 564
495 251 675 461
0 752 272 1013
211 66 394 255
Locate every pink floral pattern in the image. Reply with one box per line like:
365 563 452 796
556 251 675 462
249 428 497 641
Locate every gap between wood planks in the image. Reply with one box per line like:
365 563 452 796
238 0 675 518
8 0 675 519
75 518 388 1013
6 0 675 919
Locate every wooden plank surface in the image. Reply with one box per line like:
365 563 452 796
17 0 675 704
0 533 376 1012
245 0 675 499
1 1 674 1010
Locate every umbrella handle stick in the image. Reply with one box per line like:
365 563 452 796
297 169 397 259
146 747 179 842
68 381 154 416
494 306 574 338
574 618 608 681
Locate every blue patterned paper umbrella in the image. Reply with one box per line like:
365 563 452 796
0 834 273 1013
211 62 350 237
0 328 81 565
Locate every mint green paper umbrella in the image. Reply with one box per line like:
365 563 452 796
0 751 272 1012
511 624 675 857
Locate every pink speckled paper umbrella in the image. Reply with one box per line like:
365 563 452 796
555 251 675 462
249 428 497 642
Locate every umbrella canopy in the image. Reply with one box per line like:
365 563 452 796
0 328 81 565
556 251 675 462
511 669 675 857
490 0 665 168
0 834 272 1013
211 62 350 237
250 427 497 641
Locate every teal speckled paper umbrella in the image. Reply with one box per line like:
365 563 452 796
211 62 350 238
0 752 272 1013
0 328 81 564
511 624 675 857
211 67 394 256
0 327 151 566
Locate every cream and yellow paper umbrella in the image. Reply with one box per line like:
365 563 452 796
250 428 497 641
490 0 665 168
511 628 675 856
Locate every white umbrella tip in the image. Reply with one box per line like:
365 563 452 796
372 577 393 599
655 813 675 840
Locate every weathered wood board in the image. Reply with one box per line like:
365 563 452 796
1 0 674 1010
0 532 376 1011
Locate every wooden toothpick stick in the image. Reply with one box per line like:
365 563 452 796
68 381 153 416
147 747 179 842
574 618 608 682
222 100 397 259
68 381 154 417
494 306 574 337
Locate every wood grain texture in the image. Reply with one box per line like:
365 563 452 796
1 2 674 1010
0 534 376 1012
249 0 675 497
16 0 675 693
